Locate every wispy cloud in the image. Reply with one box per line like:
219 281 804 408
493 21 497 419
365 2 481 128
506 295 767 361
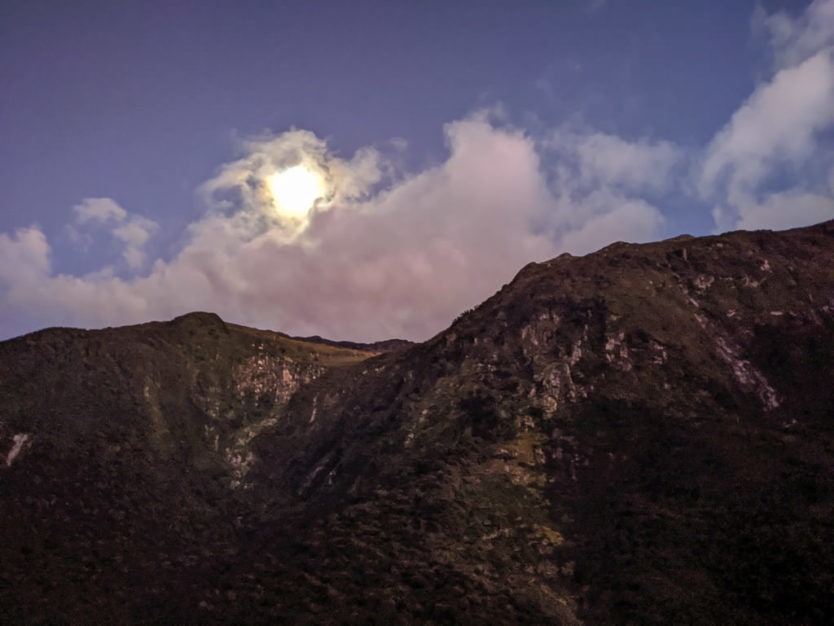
71 197 159 270
753 0 834 69
549 131 683 195
700 0 834 231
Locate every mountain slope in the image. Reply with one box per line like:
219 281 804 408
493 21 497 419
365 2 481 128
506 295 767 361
0 314 377 622
1 221 833 623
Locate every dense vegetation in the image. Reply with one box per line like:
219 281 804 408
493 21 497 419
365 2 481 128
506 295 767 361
2 221 833 623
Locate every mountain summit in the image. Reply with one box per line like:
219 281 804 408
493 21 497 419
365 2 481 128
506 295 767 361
2 221 833 623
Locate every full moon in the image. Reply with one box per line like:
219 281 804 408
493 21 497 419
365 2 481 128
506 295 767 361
267 165 326 218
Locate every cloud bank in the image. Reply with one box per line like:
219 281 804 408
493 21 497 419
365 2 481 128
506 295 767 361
704 0 834 230
1 1 833 341
0 114 667 341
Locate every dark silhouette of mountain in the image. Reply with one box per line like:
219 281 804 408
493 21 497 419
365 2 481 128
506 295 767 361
1 221 833 624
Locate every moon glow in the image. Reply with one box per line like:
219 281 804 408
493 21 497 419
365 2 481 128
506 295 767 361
267 165 326 218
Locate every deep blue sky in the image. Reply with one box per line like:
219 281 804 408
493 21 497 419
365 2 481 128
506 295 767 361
1 0 832 340
2 0 759 233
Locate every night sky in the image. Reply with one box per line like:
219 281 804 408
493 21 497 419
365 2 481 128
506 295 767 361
2 0 833 341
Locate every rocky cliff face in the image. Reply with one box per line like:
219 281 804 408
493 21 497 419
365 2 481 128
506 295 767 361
2 221 833 624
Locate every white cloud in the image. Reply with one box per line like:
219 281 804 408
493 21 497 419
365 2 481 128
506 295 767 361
71 197 159 270
554 132 682 194
0 227 50 292
697 0 834 230
542 130 671 248
699 51 834 208
556 195 664 254
112 219 157 269
74 197 127 223
0 113 667 341
754 0 834 68
699 0 834 232
735 191 834 231
198 129 384 235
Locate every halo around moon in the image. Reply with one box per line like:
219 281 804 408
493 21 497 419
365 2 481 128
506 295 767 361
267 165 326 218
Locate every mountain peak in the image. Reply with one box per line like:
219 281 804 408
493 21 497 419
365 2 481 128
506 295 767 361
2 221 833 623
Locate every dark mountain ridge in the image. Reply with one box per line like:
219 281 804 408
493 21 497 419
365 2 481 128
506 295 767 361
2 220 833 623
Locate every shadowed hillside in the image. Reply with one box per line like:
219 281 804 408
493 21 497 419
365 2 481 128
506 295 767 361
2 221 833 624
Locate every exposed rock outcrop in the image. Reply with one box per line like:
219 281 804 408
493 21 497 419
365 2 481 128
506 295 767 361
1 221 833 624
